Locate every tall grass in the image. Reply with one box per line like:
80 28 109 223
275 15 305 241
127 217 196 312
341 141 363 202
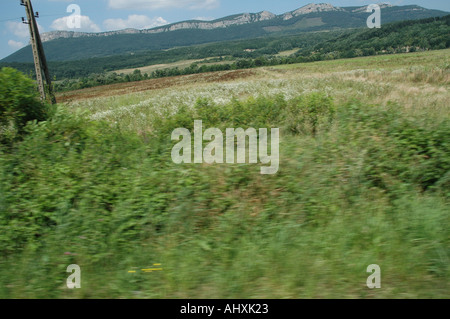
0 86 448 298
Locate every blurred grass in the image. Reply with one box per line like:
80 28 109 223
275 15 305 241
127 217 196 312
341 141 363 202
0 51 449 299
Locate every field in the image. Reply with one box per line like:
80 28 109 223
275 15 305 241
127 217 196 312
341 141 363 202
112 57 232 76
1 49 449 299
58 49 449 133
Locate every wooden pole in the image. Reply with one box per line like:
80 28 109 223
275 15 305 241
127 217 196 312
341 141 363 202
21 0 56 104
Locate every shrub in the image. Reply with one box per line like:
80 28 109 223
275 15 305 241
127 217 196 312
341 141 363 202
0 67 49 145
286 93 335 136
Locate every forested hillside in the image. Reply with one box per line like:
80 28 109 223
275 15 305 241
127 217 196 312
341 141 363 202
1 4 447 63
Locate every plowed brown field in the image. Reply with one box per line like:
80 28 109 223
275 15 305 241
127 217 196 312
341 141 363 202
56 69 257 103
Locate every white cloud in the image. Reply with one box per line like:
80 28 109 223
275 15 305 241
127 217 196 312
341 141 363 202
6 21 45 38
192 16 215 21
103 15 168 31
51 15 101 32
8 40 26 50
108 0 219 10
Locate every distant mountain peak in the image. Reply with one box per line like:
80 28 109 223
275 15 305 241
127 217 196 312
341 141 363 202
294 3 343 14
258 10 277 20
282 3 344 20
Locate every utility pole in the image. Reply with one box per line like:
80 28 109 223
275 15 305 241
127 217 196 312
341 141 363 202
21 0 56 104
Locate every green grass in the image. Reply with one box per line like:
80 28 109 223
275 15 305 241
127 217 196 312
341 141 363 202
0 51 449 298
274 48 450 71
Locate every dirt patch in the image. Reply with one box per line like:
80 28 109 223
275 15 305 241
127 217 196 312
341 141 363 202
56 69 257 103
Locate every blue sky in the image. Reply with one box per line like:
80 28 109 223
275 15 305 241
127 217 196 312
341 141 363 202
1 0 449 59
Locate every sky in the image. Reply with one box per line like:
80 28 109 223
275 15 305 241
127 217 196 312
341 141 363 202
1 0 449 60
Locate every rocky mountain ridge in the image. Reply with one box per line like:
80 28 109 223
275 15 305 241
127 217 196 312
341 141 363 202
40 3 363 42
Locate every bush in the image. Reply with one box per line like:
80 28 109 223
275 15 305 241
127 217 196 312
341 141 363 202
337 100 450 194
0 67 49 145
0 107 144 254
286 93 335 136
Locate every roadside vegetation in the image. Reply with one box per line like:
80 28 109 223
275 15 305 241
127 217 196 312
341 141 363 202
0 47 448 298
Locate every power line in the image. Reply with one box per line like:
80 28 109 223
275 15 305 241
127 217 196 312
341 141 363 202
0 17 24 23
0 13 62 23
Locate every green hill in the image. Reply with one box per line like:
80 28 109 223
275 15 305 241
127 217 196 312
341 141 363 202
1 4 447 63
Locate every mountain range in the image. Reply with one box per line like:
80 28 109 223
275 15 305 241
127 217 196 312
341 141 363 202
2 3 448 63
